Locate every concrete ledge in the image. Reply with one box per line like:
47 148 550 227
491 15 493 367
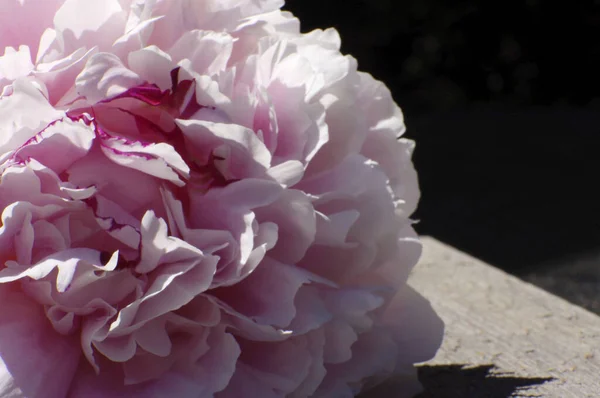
367 237 600 397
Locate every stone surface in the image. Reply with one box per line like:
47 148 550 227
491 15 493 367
524 249 600 316
365 237 600 397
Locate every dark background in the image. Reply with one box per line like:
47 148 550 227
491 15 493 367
284 0 600 283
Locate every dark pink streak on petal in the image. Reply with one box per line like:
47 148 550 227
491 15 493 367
99 83 169 106
116 108 171 143
84 195 141 270
168 67 214 119
83 196 134 233
9 118 65 165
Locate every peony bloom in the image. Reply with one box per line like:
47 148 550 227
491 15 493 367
0 1 443 397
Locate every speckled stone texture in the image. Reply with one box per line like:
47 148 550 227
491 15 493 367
410 238 600 398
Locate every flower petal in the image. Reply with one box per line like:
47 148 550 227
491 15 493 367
98 130 189 186
68 365 210 398
0 284 80 398
14 117 95 174
0 46 34 82
0 0 62 55
76 53 144 104
254 189 316 264
0 78 64 155
168 30 234 76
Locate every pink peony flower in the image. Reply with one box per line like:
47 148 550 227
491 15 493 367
0 1 443 397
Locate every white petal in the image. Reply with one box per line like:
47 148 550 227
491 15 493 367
0 79 63 154
0 46 34 81
76 52 143 103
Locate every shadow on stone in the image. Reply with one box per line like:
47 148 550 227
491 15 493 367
416 364 554 397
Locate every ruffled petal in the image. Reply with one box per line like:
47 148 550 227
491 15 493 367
168 30 234 76
215 258 317 328
254 189 316 264
0 284 80 398
0 0 62 55
13 117 95 174
0 46 34 82
0 78 64 155
68 365 210 398
0 1 440 395
53 0 127 54
75 53 144 104
97 130 189 186
177 119 272 179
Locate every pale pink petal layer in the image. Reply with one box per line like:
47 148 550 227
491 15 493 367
0 1 441 396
